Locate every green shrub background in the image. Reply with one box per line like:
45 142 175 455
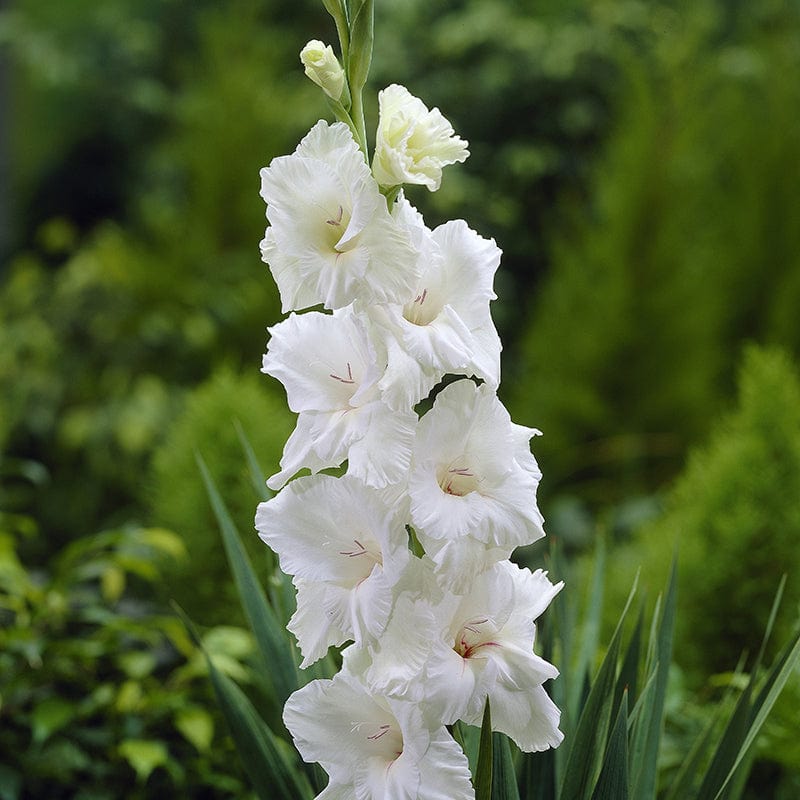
2 0 799 795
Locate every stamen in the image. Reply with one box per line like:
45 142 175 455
463 617 489 634
329 361 355 384
462 641 501 659
339 539 368 558
367 724 391 741
413 288 428 304
442 463 479 496
326 205 344 226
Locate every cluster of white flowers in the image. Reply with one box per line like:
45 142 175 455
255 51 563 799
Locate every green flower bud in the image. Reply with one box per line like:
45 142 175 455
300 40 346 101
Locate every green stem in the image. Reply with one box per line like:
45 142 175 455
349 89 369 162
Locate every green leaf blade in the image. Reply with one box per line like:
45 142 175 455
475 699 494 800
590 692 629 800
196 454 299 706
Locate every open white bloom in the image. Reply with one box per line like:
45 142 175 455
300 40 345 100
370 197 502 410
373 84 469 191
408 379 545 583
284 669 475 800
362 560 564 753
260 120 420 311
255 474 411 666
262 306 416 489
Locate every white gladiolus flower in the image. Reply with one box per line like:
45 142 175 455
371 198 502 410
260 120 420 311
362 561 564 753
300 40 345 100
373 84 469 191
284 669 475 800
255 474 411 667
262 306 416 489
408 379 545 582
253 54 565 786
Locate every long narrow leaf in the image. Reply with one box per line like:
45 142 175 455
630 558 677 800
570 537 607 726
209 661 313 800
712 627 800 800
520 745 556 800
347 0 373 93
664 700 727 800
197 454 299 706
175 605 312 800
590 692 629 800
234 420 272 502
492 733 520 800
615 607 643 713
560 576 638 800
475 700 494 800
695 679 754 799
455 720 481 778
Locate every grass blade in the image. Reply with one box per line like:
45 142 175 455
590 692 629 800
630 558 677 800
197 453 299 706
712 626 800 800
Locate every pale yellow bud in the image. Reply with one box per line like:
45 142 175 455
300 40 346 101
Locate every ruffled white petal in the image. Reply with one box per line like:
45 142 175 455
373 85 469 192
260 120 421 310
262 306 380 414
408 380 545 567
284 672 473 800
256 474 410 664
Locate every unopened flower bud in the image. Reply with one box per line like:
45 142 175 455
300 40 346 101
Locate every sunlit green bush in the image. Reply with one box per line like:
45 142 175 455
599 346 800 793
149 366 294 625
507 3 800 505
0 517 255 798
616 346 800 675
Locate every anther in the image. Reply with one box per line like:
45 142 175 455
367 724 391 740
329 361 355 384
326 205 344 226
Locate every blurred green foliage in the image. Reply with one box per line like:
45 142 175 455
149 366 293 625
2 0 800 795
0 511 256 798
602 346 800 793
611 347 800 676
506 1 800 505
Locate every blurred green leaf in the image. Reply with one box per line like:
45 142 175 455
117 650 156 680
100 564 125 603
175 705 214 753
118 739 168 783
136 527 187 561
31 697 76 744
